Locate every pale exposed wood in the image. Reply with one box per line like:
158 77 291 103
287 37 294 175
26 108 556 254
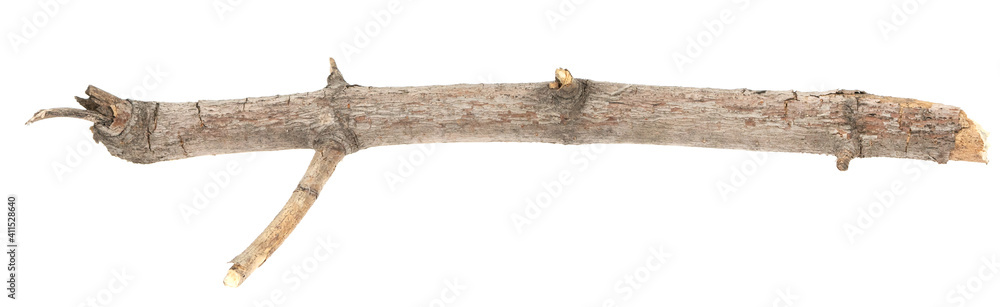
950 111 989 163
25 59 989 287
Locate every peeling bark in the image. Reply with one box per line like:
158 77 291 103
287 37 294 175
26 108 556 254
26 59 989 286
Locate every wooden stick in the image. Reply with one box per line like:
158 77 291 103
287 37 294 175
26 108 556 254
25 58 989 287
224 146 345 287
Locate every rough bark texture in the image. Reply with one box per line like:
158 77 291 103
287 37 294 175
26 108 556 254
43 63 987 170
26 60 989 286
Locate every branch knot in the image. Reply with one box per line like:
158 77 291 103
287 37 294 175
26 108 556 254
548 68 584 100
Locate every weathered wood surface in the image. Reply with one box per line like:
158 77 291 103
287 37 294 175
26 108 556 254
34 63 987 170
26 60 988 287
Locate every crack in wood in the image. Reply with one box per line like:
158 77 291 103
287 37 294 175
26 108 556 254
177 132 189 157
296 184 319 198
145 103 159 153
610 84 632 96
782 92 797 127
151 103 160 132
904 132 911 155
195 102 206 127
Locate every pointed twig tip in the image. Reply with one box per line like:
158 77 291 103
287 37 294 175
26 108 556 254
25 110 48 125
25 108 112 126
329 57 338 73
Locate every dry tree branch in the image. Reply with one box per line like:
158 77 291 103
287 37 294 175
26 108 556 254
224 145 345 287
26 58 989 287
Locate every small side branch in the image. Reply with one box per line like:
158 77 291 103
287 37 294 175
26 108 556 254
326 57 347 89
24 86 131 137
224 145 346 287
25 107 110 125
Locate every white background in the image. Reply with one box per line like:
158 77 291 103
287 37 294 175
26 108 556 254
2 0 999 306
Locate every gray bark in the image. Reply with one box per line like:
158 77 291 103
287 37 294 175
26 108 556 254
42 64 986 171
25 60 988 287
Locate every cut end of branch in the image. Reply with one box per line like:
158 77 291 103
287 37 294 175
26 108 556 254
549 68 573 89
836 156 851 171
835 148 854 171
225 252 266 288
950 111 989 163
83 85 131 135
223 147 345 287
223 265 246 288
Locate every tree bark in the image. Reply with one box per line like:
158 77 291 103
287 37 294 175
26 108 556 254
26 59 989 286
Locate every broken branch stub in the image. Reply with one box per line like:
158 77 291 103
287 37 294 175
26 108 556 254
26 58 989 286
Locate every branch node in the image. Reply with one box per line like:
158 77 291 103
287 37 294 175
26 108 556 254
836 150 853 171
550 68 583 100
551 68 573 88
326 57 347 89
